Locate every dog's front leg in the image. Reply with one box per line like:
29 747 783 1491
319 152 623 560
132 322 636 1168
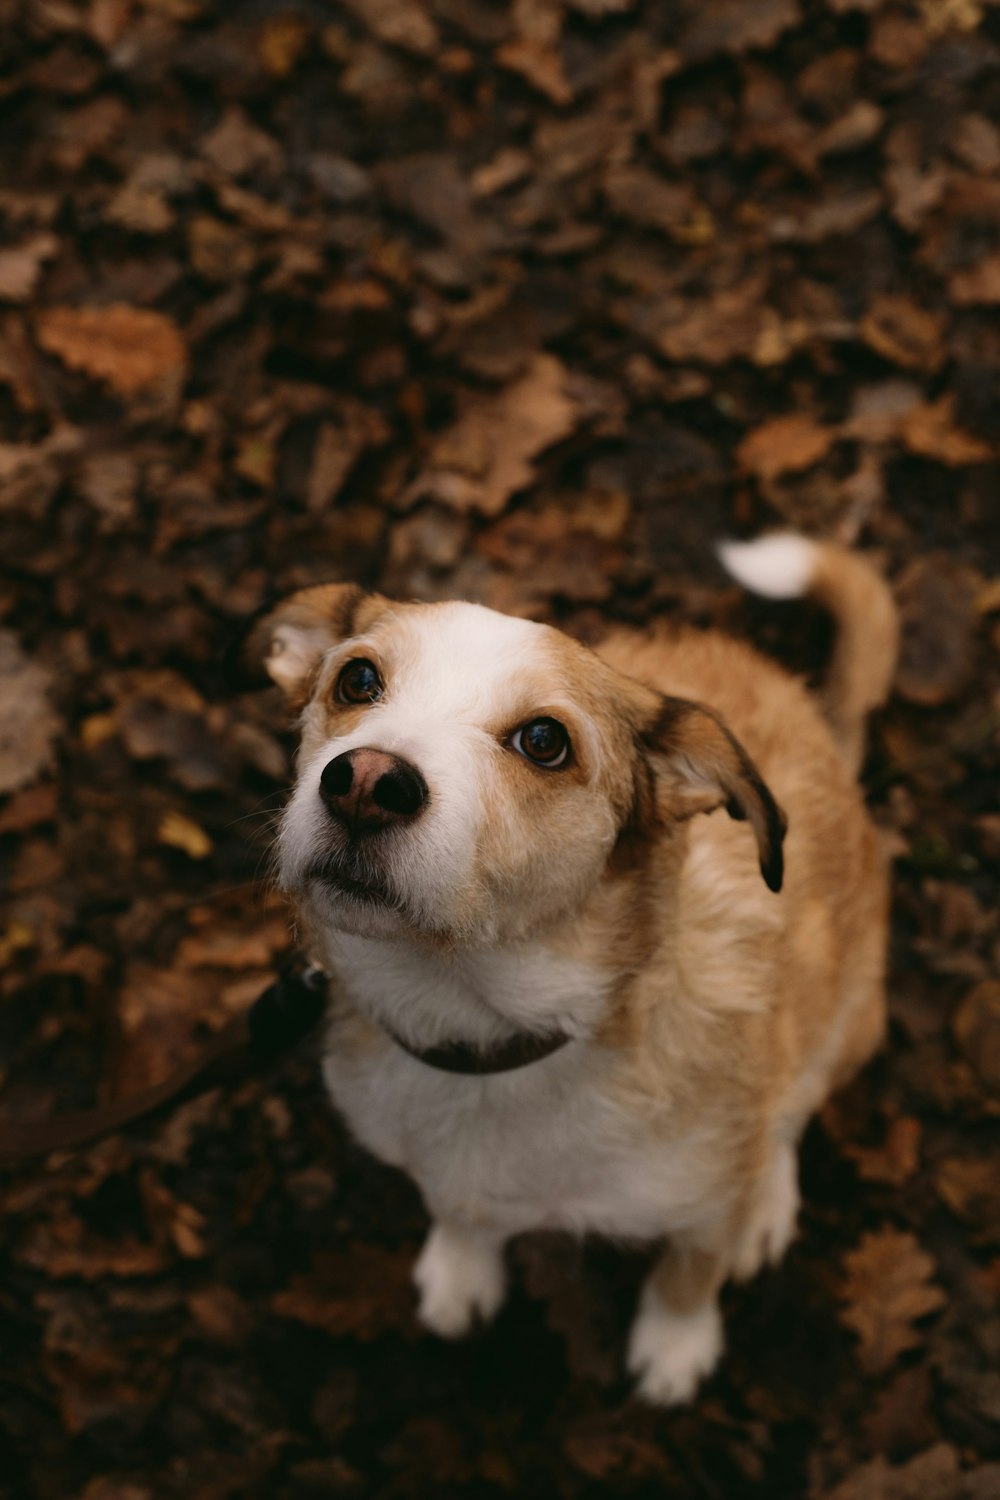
627 1238 726 1405
414 1221 507 1338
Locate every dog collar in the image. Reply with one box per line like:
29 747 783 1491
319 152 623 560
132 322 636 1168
303 958 572 1075
383 1024 571 1075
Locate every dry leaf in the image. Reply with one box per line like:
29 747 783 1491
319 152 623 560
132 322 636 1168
840 1227 946 1373
497 38 573 105
902 395 994 466
952 981 1000 1094
0 631 61 795
860 295 946 372
0 233 58 302
845 1116 923 1185
737 412 836 481
680 0 801 60
340 0 438 55
157 810 213 859
819 1443 961 1500
934 1157 1000 1227
412 354 579 515
894 555 978 707
657 276 781 366
36 304 187 399
274 1245 416 1339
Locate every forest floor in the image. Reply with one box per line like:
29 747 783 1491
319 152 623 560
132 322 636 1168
1 1 999 1496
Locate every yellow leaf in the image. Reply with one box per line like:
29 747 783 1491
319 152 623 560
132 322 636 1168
158 811 213 860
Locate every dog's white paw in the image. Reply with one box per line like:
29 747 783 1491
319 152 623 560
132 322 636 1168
627 1289 723 1407
414 1224 506 1339
730 1142 799 1282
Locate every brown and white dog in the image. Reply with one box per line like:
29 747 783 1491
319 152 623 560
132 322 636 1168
257 534 898 1404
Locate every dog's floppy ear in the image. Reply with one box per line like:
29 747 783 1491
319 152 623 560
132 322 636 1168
642 696 787 893
249 583 379 703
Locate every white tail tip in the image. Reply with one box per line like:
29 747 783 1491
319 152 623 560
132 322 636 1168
717 534 817 601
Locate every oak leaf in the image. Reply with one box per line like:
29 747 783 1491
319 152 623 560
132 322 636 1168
840 1227 946 1374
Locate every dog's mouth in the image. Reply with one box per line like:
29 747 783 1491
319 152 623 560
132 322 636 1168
305 852 400 911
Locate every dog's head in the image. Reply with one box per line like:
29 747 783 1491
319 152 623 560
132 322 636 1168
256 586 785 949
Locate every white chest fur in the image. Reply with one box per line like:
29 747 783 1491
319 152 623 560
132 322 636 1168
319 935 733 1243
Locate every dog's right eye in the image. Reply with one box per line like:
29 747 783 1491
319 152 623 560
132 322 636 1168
336 659 383 705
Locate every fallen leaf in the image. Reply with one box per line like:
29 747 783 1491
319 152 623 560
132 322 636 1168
157 810 213 860
934 1157 1000 1229
340 0 438 54
952 981 1000 1094
845 1116 923 1185
902 395 994 466
0 233 58 302
36 304 187 399
410 354 579 515
258 14 311 75
894 555 978 707
603 166 711 242
737 412 836 481
840 1227 946 1374
0 631 61 795
497 38 573 105
274 1245 416 1339
200 107 282 178
679 0 801 60
860 295 947 372
657 276 782 366
819 1443 961 1500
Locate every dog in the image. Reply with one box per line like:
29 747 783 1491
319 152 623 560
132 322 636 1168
255 533 897 1404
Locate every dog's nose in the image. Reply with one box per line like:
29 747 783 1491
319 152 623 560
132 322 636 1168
319 748 428 831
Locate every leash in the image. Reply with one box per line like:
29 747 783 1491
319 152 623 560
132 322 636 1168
0 960 329 1169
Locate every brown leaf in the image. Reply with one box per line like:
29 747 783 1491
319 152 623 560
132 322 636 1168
200 107 282 178
412 354 579 515
737 412 836 481
497 38 573 105
307 405 388 512
902 394 994 466
934 1157 1000 1229
860 295 947 372
116 963 237 1093
18 1218 169 1281
0 233 58 302
840 1227 946 1374
845 1116 923 1185
273 1245 416 1339
656 276 790 366
603 166 711 242
36 304 187 399
950 254 1000 306
819 1444 962 1500
952 981 1000 1094
175 912 290 970
679 0 801 60
894 555 978 707
340 0 438 54
0 631 61 795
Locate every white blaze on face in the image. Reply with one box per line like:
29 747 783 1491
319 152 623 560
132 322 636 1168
277 602 614 945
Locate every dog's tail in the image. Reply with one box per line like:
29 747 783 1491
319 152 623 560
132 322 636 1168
718 534 898 775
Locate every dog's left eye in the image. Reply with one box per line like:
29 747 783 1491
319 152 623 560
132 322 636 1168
336 659 383 704
510 717 571 769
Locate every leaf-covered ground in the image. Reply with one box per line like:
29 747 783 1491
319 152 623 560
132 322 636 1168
1 1 999 1496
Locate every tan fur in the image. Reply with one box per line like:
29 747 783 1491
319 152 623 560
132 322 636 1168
258 542 896 1404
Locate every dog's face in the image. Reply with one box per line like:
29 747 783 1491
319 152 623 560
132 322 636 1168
258 586 784 950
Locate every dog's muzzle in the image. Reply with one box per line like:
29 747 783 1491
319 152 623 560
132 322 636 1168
319 747 428 834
